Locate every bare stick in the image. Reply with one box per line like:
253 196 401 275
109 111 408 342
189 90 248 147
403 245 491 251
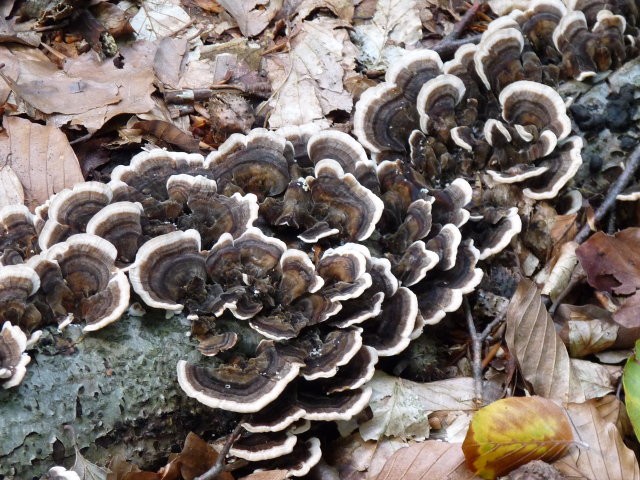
464 298 507 406
195 422 245 480
431 34 482 58
575 143 640 244
446 1 483 42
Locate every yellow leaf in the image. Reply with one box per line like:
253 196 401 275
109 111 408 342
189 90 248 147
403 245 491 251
462 396 573 479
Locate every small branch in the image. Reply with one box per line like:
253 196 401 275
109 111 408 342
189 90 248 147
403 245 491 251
464 298 484 406
195 422 245 480
465 298 507 407
446 1 483 42
575 142 640 244
431 34 482 59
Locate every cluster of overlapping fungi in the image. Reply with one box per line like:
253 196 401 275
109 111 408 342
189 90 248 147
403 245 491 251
1 0 636 474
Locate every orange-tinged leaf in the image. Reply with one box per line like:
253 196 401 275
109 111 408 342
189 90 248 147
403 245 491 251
462 396 573 479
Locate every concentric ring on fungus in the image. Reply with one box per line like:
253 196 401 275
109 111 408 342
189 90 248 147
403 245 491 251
0 0 636 475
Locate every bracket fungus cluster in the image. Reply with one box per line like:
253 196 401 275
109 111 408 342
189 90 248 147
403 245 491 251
0 0 637 475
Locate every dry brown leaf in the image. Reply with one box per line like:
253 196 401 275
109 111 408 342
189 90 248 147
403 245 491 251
133 120 200 152
505 279 585 403
51 41 157 132
0 165 24 207
576 228 640 295
130 0 192 41
591 395 634 437
218 0 284 37
0 49 121 115
556 304 618 358
194 0 224 13
373 441 479 480
4 116 84 209
327 433 410 480
358 371 476 441
285 0 355 23
264 16 357 128
352 0 422 69
238 470 289 480
570 359 621 399
154 37 188 88
553 400 640 480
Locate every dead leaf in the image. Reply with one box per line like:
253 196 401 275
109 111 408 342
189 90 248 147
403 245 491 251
4 116 84 210
218 0 283 37
133 120 201 152
576 228 640 295
264 16 357 128
357 371 476 441
556 304 618 358
92 3 134 38
570 358 621 399
351 0 422 69
327 433 410 479
130 0 192 41
154 37 188 88
373 441 479 480
553 400 640 480
462 396 574 480
72 446 111 480
194 0 224 13
285 0 355 23
0 48 121 115
52 41 157 132
505 279 585 403
238 470 289 480
0 164 24 207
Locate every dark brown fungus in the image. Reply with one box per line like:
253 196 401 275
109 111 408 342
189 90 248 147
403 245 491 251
197 332 238 357
361 287 417 356
0 264 41 332
0 320 30 389
306 160 384 241
205 129 292 200
229 431 298 462
299 328 363 381
129 229 205 312
0 205 37 260
44 234 130 331
177 342 304 412
85 202 144 264
39 182 113 250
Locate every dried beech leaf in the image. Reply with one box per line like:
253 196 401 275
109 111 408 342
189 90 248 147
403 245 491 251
72 447 111 480
130 0 192 41
133 121 200 152
571 359 620 399
352 0 422 69
374 441 479 480
264 16 357 128
218 0 283 37
327 433 409 479
51 41 157 132
0 164 24 207
238 470 289 480
505 279 585 402
462 396 573 480
556 304 618 358
4 116 84 209
359 371 476 441
553 400 640 480
576 228 640 295
623 340 640 441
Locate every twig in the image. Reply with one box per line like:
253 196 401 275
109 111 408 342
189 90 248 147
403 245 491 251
464 298 507 406
430 34 482 59
446 1 483 42
575 142 640 244
195 422 245 480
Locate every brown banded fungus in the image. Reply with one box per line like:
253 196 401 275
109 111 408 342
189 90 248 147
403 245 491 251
0 1 633 474
0 320 31 389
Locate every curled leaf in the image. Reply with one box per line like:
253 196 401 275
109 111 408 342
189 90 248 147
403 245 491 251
462 396 573 480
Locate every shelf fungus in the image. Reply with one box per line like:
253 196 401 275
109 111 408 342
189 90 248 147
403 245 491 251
0 0 635 474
